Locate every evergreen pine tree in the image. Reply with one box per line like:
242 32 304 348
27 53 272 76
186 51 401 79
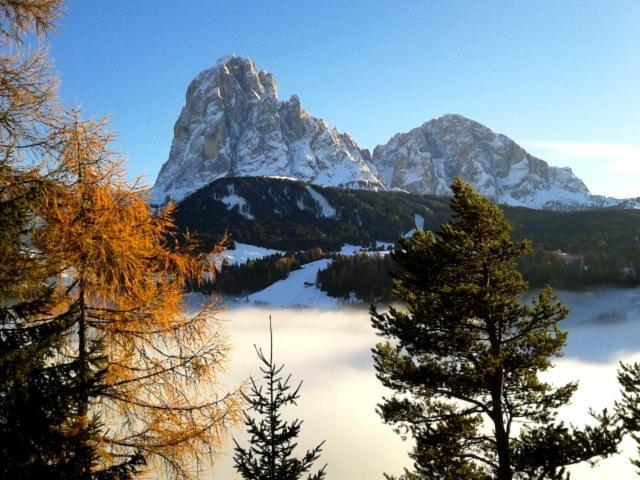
371 178 621 480
233 317 327 480
617 362 640 474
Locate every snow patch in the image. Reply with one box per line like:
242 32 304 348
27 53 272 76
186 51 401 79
266 175 301 182
217 194 255 219
306 186 336 218
339 244 392 256
218 243 282 266
376 241 394 250
246 259 338 308
404 213 426 238
340 244 364 255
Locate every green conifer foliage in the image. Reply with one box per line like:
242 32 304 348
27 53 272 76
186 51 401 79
371 178 621 480
617 362 640 474
233 317 327 480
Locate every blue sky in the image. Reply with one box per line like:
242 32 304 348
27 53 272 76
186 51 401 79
50 0 639 197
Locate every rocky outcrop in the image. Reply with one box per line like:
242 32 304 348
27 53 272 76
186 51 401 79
370 114 601 209
150 56 382 204
151 56 636 211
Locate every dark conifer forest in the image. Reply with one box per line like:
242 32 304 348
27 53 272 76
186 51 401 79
179 178 640 298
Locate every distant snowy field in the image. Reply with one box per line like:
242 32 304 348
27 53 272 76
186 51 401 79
220 243 390 308
246 258 336 308
217 242 282 266
193 288 640 480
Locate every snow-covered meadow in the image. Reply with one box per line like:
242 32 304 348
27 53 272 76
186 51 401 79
198 288 640 479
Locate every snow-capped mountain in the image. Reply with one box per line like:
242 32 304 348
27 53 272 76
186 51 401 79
371 114 612 209
150 55 382 204
151 55 636 210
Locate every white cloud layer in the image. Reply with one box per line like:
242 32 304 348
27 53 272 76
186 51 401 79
199 303 640 480
524 141 640 198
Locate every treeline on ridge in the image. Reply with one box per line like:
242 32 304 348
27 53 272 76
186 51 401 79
173 176 451 251
316 253 398 303
174 177 640 260
204 233 640 303
315 244 640 304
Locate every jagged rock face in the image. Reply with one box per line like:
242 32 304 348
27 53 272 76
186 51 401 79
371 114 595 209
150 56 382 204
151 56 635 210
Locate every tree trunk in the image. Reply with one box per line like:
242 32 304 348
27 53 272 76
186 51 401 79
75 137 91 478
268 318 276 480
76 279 90 478
488 321 512 480
491 374 512 480
484 258 512 480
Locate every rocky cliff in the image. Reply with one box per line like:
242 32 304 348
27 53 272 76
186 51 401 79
150 55 381 204
370 114 602 209
151 56 634 210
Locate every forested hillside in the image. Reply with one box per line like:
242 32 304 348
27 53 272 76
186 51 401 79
172 176 451 251
175 177 640 293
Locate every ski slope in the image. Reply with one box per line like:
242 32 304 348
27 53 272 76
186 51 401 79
246 259 338 308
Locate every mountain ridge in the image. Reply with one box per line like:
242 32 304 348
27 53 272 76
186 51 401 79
151 55 637 210
370 113 620 209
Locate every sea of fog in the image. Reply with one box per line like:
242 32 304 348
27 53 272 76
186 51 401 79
198 288 640 480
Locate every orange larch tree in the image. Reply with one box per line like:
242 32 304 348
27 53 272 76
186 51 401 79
36 115 242 479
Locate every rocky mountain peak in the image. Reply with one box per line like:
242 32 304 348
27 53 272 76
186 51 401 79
151 56 632 210
150 56 381 204
195 55 277 101
371 113 595 208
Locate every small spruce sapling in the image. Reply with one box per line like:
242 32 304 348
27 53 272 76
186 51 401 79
233 317 327 480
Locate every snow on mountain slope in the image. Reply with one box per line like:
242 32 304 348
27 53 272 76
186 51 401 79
150 56 638 210
371 114 610 209
246 259 338 308
218 243 282 266
305 186 336 218
239 246 390 308
211 183 255 219
403 213 426 238
150 56 382 204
